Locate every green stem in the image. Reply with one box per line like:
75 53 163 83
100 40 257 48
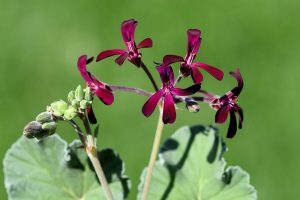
141 108 164 200
86 145 114 200
81 114 114 200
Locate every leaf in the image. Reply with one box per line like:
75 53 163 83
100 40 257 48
4 135 129 200
138 125 257 200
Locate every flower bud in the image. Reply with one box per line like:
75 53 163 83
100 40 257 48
186 101 200 113
23 121 44 139
71 99 79 107
80 100 89 109
68 91 75 103
42 122 57 136
75 85 84 101
51 100 68 116
35 112 53 123
84 87 92 101
64 106 78 120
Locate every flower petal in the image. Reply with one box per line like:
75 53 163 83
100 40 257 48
227 110 237 138
234 104 243 129
191 66 204 84
157 65 174 85
215 105 230 124
162 93 176 124
115 52 128 65
137 38 153 49
172 84 201 96
230 68 244 96
187 29 202 56
163 55 184 65
77 55 93 83
142 90 164 117
121 19 138 42
96 49 126 62
87 106 97 124
95 88 114 105
193 62 224 80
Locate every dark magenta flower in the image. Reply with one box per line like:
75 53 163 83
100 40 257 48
205 69 243 138
163 29 224 84
96 19 153 67
142 65 201 124
77 55 114 105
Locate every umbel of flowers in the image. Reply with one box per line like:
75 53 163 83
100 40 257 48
22 19 246 200
78 19 244 138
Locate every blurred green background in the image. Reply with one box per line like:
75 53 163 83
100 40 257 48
1 0 299 199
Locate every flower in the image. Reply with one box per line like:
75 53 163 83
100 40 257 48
77 55 114 124
142 65 201 124
96 19 153 67
163 29 224 84
205 69 244 138
77 55 114 105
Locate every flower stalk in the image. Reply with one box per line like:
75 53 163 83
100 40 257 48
81 114 114 200
141 107 164 200
140 61 159 91
86 141 114 200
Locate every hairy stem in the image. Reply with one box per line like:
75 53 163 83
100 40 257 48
86 146 114 200
109 85 152 97
82 114 92 135
109 84 207 105
81 114 114 200
140 61 159 91
66 119 86 146
142 108 164 200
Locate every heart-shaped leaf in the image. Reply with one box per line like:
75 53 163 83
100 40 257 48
4 134 129 200
138 125 257 200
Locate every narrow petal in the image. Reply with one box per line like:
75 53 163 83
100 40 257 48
234 104 243 129
157 65 174 85
77 55 93 82
191 66 204 84
115 52 128 65
162 93 176 124
230 68 243 87
121 19 138 42
172 84 201 96
96 49 126 62
142 90 164 117
137 38 153 49
227 110 237 138
215 105 230 123
193 62 224 80
163 55 184 65
87 106 97 124
230 68 244 96
95 88 114 105
187 29 202 56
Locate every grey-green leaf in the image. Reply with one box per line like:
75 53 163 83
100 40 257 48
138 125 257 200
4 134 127 200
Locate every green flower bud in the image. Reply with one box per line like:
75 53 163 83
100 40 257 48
51 100 68 116
71 99 79 107
186 101 200 113
68 91 75 103
64 106 78 120
84 87 92 101
79 100 89 109
42 122 57 136
23 121 45 139
75 85 84 101
35 112 53 123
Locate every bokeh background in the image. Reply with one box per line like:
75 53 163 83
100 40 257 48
1 0 299 199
